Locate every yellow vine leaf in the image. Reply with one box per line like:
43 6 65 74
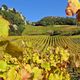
0 16 10 37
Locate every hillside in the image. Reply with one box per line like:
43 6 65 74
0 4 28 36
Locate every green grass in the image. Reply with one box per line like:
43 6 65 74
22 25 80 35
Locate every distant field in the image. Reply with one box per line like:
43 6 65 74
22 25 80 35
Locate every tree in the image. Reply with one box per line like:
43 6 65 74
2 4 8 10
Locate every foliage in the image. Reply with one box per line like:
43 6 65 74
2 4 8 10
0 38 71 80
34 16 76 26
0 16 10 37
0 35 79 79
0 4 27 35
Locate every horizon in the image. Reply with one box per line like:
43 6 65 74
0 0 75 22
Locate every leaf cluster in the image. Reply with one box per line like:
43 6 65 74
0 39 71 80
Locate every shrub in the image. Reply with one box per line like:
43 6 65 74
47 30 61 36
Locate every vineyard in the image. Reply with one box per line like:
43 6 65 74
7 35 80 65
1 1 80 80
0 35 80 80
7 35 80 53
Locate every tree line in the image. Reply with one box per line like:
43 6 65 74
33 16 76 26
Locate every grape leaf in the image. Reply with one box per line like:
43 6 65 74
0 60 7 72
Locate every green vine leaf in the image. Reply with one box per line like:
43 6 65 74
0 60 8 72
41 62 50 71
32 67 43 80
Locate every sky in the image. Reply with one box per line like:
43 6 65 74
0 0 68 22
